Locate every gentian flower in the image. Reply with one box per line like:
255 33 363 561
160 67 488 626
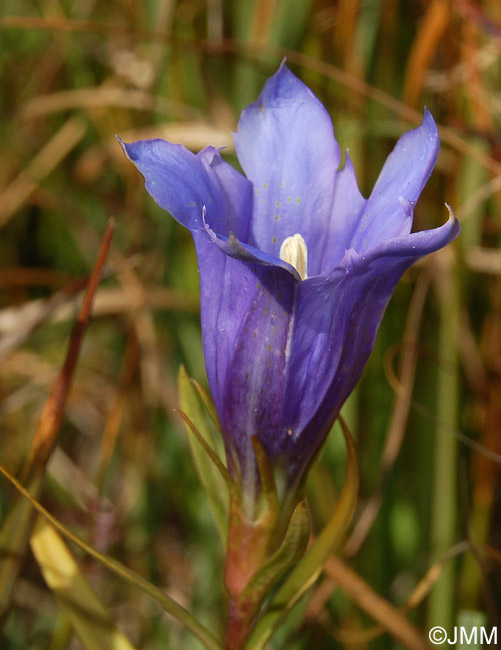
120 63 460 513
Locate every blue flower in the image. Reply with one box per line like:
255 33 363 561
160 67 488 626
120 63 460 507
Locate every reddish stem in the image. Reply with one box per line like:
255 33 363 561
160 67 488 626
225 598 255 650
225 506 270 597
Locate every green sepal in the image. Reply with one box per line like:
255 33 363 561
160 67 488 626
190 377 220 429
251 436 279 522
236 501 310 619
177 366 231 546
245 416 359 650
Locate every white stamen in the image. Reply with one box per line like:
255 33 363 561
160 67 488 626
279 233 308 280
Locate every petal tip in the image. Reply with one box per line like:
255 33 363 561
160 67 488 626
444 202 461 239
117 137 146 166
117 135 132 161
421 107 439 144
255 62 311 110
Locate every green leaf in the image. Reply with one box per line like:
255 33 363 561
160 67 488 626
31 516 137 650
190 378 220 430
245 416 359 650
251 436 279 519
177 366 230 546
0 462 223 650
236 501 310 619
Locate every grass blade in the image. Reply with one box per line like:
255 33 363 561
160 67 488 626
0 220 115 623
31 516 137 650
0 463 223 650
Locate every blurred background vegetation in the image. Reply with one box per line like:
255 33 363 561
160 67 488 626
0 0 500 648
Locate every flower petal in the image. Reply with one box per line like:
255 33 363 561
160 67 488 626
349 109 440 255
280 209 460 489
316 151 366 274
203 225 301 281
233 64 340 265
198 146 252 241
192 228 299 497
119 138 252 240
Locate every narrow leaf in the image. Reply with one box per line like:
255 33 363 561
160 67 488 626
237 501 310 617
22 219 116 483
0 463 223 650
246 416 359 650
0 485 39 622
190 378 220 429
31 516 137 650
177 366 230 544
251 436 278 518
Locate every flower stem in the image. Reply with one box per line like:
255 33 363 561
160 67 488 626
225 598 256 650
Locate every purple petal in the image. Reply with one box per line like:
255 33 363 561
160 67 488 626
316 151 366 274
203 225 301 281
280 210 460 489
233 64 340 268
119 138 252 240
198 146 253 241
191 229 253 417
349 109 440 255
192 229 298 496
